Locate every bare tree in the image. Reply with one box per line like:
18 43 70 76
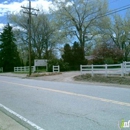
50 0 108 52
105 14 130 61
9 10 66 61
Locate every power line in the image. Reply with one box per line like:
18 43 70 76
89 0 130 19
99 4 130 18
108 0 121 4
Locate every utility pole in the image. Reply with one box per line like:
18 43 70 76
21 0 39 76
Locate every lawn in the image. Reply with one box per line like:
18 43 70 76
74 74 130 85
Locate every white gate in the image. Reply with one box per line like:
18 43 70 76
14 66 35 72
53 65 60 73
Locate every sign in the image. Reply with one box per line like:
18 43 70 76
34 59 47 66
120 119 130 128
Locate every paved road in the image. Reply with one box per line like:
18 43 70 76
0 76 130 130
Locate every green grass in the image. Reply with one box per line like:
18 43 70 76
13 72 28 74
35 66 47 73
74 74 130 86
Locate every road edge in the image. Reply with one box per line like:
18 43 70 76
0 103 44 130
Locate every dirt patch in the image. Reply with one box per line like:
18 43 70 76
27 71 80 82
28 72 62 77
74 74 130 85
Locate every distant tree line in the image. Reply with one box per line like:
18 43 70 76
1 0 130 72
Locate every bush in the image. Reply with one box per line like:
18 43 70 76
104 57 114 64
92 42 124 64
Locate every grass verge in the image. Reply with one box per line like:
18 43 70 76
74 74 130 85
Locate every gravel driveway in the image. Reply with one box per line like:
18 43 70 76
30 71 81 82
0 71 81 82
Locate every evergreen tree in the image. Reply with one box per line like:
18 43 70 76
72 41 85 70
62 42 87 70
0 23 21 72
62 44 72 65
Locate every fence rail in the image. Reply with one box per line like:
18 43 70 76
0 67 3 72
80 64 124 77
14 66 35 72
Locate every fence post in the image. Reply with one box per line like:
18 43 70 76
53 66 54 73
0 67 3 72
24 67 25 72
33 66 36 72
105 64 107 77
91 64 94 77
124 61 126 74
58 65 59 72
121 63 124 77
80 65 82 75
14 67 16 72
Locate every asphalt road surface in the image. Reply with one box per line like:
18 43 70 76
0 76 130 130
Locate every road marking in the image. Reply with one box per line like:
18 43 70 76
0 103 45 130
1 80 130 107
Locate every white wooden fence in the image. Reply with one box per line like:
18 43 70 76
80 64 125 77
14 66 36 72
123 61 130 74
53 65 60 73
0 67 3 72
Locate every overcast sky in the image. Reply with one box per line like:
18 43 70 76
0 0 129 30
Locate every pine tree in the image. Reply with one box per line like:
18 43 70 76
0 23 21 72
62 42 87 70
72 41 85 70
62 44 72 65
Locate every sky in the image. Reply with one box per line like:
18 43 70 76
0 0 53 30
0 0 130 30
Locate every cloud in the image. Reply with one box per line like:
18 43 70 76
0 0 73 16
0 23 5 28
0 23 26 32
0 23 6 32
0 0 52 16
3 1 9 4
31 0 53 12
0 0 53 31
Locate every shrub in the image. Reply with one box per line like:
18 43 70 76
92 42 124 64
